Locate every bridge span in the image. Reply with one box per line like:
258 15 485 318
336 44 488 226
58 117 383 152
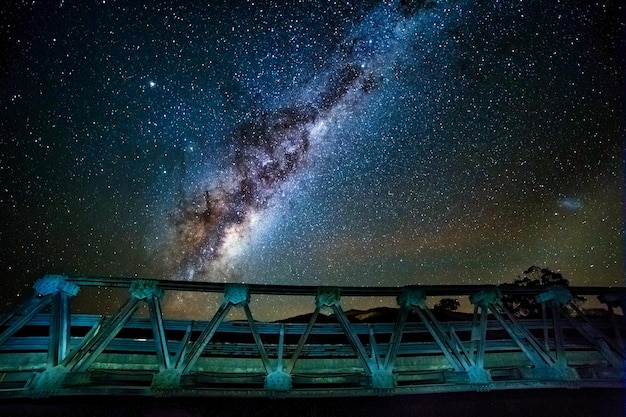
0 275 623 398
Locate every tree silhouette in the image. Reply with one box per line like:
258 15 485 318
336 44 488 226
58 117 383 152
434 298 460 312
501 266 570 318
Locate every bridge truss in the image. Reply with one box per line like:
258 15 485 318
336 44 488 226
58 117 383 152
0 275 623 398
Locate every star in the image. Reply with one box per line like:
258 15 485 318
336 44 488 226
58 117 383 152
0 0 621 313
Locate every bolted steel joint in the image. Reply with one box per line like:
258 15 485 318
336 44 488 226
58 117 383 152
34 275 79 297
151 369 181 391
467 365 492 384
130 280 164 300
371 369 396 389
224 284 249 306
30 365 68 396
264 370 292 391
397 287 425 308
535 286 571 304
470 289 501 306
316 287 341 307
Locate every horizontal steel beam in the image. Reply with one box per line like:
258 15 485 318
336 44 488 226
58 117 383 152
61 275 623 297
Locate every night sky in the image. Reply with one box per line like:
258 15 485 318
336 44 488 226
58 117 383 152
0 0 623 312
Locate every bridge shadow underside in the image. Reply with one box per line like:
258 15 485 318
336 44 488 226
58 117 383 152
0 389 624 417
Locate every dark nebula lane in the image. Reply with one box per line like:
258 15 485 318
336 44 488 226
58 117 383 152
167 106 318 278
161 30 386 279
162 1 430 280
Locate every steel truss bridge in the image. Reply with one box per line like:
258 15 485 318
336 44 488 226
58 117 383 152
0 275 623 398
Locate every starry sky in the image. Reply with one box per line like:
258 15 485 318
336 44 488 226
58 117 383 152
0 0 623 311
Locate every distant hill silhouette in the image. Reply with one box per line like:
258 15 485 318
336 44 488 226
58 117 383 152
277 306 474 324
274 305 619 324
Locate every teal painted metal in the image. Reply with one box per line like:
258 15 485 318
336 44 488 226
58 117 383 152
0 275 624 398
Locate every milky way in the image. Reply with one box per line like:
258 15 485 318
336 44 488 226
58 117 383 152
0 0 623 311
167 105 318 277
164 1 421 279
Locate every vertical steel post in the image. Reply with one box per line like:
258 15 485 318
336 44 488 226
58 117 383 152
541 301 550 352
551 299 566 366
598 292 624 354
470 300 488 370
63 296 142 372
47 292 71 367
276 324 285 373
608 306 624 353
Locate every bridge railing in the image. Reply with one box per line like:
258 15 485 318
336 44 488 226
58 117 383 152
0 275 623 398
